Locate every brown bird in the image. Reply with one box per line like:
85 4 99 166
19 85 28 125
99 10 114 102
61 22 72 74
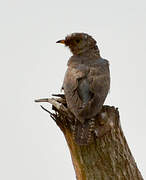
56 33 110 145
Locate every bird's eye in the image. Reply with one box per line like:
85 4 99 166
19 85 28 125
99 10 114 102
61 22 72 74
76 39 80 43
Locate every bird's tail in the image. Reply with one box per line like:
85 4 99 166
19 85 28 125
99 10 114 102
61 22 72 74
73 119 95 145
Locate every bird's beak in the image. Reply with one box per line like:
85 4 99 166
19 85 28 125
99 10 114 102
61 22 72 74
56 40 65 44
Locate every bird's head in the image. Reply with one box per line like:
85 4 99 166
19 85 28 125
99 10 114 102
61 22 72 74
56 33 98 55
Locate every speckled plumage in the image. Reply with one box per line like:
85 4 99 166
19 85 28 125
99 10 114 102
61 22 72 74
57 33 110 145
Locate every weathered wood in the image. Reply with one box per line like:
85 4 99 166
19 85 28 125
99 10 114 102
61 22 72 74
35 96 143 180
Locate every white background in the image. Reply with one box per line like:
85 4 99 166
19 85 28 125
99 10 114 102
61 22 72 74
0 0 146 179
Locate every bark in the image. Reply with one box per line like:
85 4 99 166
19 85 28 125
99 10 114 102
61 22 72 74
35 95 143 180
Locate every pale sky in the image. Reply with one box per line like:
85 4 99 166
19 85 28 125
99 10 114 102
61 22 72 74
0 0 146 179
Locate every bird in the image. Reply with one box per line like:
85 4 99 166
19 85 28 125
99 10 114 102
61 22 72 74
56 33 110 145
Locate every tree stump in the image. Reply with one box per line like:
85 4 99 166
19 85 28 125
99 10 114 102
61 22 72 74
35 95 143 180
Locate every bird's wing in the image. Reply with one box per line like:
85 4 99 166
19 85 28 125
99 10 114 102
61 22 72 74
63 59 110 123
63 64 89 122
